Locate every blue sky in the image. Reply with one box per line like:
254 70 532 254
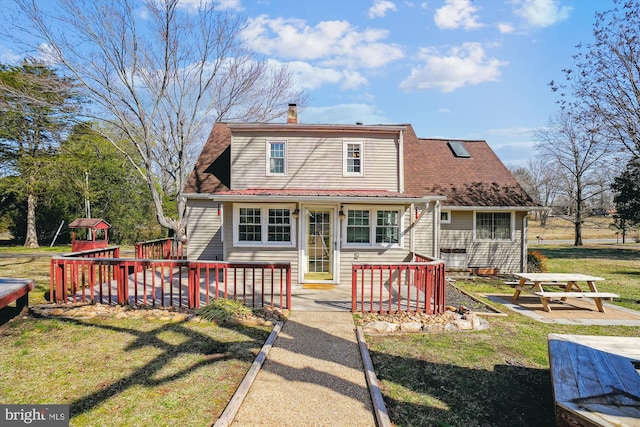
235 0 608 166
0 0 611 166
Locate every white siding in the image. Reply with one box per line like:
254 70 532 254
185 199 223 260
231 133 399 191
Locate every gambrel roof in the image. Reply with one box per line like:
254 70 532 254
184 122 536 209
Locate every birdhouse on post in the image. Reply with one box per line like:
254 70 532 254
69 218 111 252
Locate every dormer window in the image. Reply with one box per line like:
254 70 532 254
266 140 286 176
343 140 364 176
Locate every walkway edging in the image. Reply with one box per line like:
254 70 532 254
356 326 392 427
213 321 283 427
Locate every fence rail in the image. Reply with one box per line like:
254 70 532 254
351 259 446 314
50 256 291 310
135 238 185 260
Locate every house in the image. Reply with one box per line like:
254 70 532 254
182 105 537 285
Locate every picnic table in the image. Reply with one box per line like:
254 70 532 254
0 278 35 312
510 273 618 313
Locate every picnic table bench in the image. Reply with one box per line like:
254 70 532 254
548 334 640 426
510 273 617 313
0 278 35 312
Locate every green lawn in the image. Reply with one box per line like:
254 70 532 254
367 244 640 427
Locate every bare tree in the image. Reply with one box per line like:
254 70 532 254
535 110 612 245
553 0 640 159
8 0 305 240
509 157 560 226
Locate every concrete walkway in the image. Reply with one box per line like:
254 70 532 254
228 309 378 426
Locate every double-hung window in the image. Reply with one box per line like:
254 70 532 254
344 207 401 247
346 210 370 243
376 210 399 244
343 141 364 176
235 205 294 246
475 212 512 240
266 140 286 176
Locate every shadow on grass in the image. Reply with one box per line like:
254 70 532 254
30 313 268 421
370 351 554 427
535 246 640 261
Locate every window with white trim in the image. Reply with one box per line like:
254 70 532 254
343 141 363 176
346 210 370 243
234 205 295 246
440 210 451 224
475 212 512 240
343 207 402 247
266 140 286 176
376 210 399 244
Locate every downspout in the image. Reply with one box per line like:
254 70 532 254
433 201 440 258
522 213 528 272
398 130 404 192
410 203 415 258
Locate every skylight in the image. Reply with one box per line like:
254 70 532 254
448 141 471 158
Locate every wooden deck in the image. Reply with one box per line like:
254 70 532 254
548 334 640 427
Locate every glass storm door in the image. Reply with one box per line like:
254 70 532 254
305 209 332 280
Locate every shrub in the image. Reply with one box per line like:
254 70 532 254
527 250 548 273
197 298 252 322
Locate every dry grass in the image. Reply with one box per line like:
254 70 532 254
528 216 622 241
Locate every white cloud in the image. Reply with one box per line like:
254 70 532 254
303 104 389 125
497 22 515 34
0 47 22 64
37 43 60 65
514 0 572 28
242 16 404 68
434 0 484 30
286 61 368 91
368 0 397 18
399 42 507 92
177 0 242 11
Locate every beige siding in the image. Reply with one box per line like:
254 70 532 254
231 133 399 191
185 199 223 260
338 248 412 286
412 202 436 258
439 210 525 273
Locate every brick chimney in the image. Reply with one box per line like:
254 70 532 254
287 103 298 124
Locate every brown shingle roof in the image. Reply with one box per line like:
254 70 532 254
184 122 536 208
403 125 536 207
183 122 231 194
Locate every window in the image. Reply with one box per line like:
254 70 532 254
475 212 512 240
448 141 471 158
235 205 295 246
343 207 402 247
268 208 291 242
376 210 399 244
266 141 286 176
440 211 451 224
343 141 364 176
239 208 261 241
346 210 370 243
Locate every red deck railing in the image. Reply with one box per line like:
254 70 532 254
50 255 291 310
134 238 185 260
351 256 446 314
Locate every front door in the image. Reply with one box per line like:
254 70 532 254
305 209 333 281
